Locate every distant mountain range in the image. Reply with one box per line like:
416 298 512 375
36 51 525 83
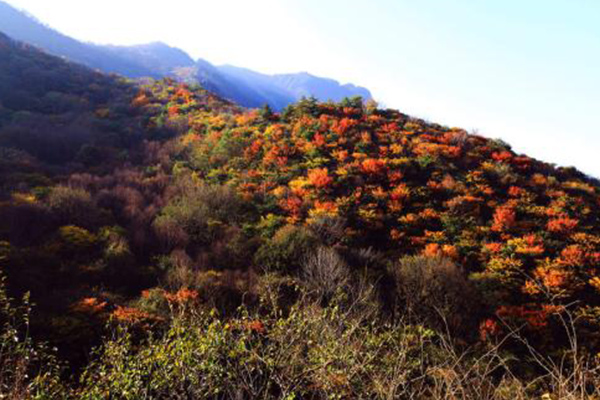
0 0 372 109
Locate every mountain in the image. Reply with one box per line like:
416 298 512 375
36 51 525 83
216 65 373 110
0 1 158 77
2 24 600 398
272 72 372 101
103 42 196 75
0 31 138 166
0 0 373 110
0 30 235 170
188 58 284 109
212 64 296 110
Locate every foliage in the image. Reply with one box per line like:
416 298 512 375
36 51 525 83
388 255 480 337
0 274 65 399
3 35 600 397
254 225 319 273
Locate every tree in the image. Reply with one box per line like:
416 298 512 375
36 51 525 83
259 104 274 120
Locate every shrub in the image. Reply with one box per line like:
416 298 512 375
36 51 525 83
194 225 257 271
78 294 600 399
100 226 134 268
158 248 191 281
255 272 299 315
135 287 171 318
154 181 245 251
169 266 257 315
388 255 480 337
47 186 104 230
491 205 516 232
97 226 140 286
58 225 97 253
307 216 346 247
301 247 350 305
254 224 319 273
0 275 65 398
153 215 190 250
76 301 441 399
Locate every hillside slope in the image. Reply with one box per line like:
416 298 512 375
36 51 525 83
1 27 600 398
0 31 140 169
164 95 600 335
0 30 236 192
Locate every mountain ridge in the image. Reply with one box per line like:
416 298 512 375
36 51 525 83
0 0 372 110
0 0 159 77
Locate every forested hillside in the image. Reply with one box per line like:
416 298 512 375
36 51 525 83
0 31 139 186
2 28 600 399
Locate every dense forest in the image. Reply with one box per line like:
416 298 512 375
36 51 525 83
2 31 600 399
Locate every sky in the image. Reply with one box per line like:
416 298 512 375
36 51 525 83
5 0 600 177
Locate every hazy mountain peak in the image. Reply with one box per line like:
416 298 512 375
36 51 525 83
214 65 372 109
103 41 195 75
0 0 157 77
0 0 373 110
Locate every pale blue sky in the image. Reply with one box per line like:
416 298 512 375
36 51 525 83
5 0 600 177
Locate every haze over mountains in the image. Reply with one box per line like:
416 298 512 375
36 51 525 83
0 0 372 110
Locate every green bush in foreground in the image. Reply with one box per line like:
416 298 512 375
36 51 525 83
71 295 600 400
0 275 65 399
3 279 600 399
